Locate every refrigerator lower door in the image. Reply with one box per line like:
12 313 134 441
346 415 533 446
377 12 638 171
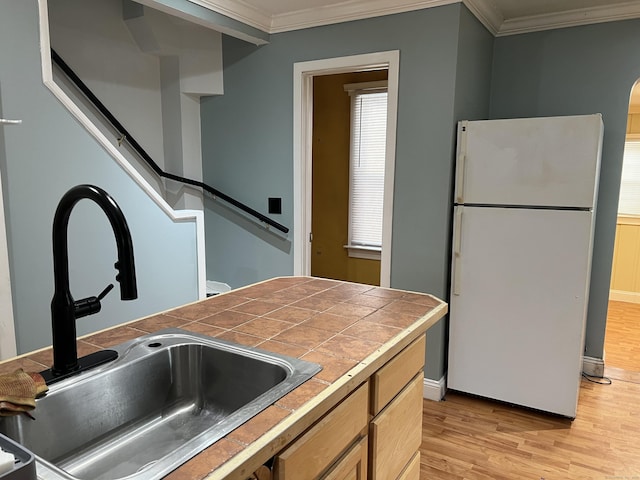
447 206 594 417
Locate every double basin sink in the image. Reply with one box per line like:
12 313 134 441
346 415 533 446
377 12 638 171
0 329 321 480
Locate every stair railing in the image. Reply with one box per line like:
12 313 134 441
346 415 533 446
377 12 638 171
51 49 289 234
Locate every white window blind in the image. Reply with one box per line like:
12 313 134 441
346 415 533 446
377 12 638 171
348 88 388 249
618 140 640 215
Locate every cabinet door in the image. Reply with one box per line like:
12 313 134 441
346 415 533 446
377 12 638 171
322 436 367 480
274 382 368 480
370 374 423 480
371 336 425 415
396 452 420 480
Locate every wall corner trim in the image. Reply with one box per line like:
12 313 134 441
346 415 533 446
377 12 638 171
463 0 501 35
423 375 446 401
583 356 605 377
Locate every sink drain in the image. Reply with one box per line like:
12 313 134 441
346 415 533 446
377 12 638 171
147 342 162 348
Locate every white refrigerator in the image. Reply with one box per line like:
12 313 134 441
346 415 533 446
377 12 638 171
447 114 604 418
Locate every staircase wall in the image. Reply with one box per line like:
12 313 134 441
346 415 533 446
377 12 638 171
0 0 204 354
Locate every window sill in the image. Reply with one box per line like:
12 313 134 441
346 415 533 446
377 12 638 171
344 244 381 260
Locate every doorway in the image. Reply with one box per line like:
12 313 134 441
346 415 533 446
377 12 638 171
311 70 388 286
293 51 400 288
605 78 640 378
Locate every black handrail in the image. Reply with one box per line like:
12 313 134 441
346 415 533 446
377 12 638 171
51 49 289 234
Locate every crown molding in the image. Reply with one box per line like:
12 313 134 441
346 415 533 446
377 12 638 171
497 0 640 36
183 0 640 38
187 0 272 31
462 0 501 35
269 0 458 33
186 0 504 36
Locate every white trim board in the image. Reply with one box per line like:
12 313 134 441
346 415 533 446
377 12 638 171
0 127 17 360
496 1 640 37
149 0 640 39
609 289 640 304
583 356 605 377
188 0 272 33
293 51 400 287
423 375 446 401
38 0 206 300
271 0 459 33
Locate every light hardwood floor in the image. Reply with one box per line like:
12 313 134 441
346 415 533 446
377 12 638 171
420 300 640 479
604 300 640 371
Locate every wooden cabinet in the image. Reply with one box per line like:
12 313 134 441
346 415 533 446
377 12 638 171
370 335 425 415
323 437 368 480
369 335 425 480
273 383 368 480
369 374 423 480
396 452 420 480
273 335 426 480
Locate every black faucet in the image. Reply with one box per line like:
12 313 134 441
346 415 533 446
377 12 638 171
43 185 138 383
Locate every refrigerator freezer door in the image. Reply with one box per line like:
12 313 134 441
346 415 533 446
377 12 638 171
447 206 594 417
456 115 603 209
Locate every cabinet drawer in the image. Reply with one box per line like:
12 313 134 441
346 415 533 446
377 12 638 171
274 382 369 480
396 451 420 480
371 335 425 415
370 373 423 480
322 436 367 480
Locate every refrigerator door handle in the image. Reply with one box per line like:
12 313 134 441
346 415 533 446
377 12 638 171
452 206 463 295
456 154 466 203
0 118 22 125
455 121 468 204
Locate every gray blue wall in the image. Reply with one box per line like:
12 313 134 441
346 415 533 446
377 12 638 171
490 19 640 361
442 5 494 374
201 3 494 380
0 0 200 354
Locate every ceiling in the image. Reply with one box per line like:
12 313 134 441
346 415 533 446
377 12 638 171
191 0 640 36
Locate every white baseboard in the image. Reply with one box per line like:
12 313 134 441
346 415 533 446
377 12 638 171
609 289 640 304
583 355 605 377
423 375 446 401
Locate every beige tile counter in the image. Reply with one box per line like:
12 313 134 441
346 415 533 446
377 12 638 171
0 276 447 479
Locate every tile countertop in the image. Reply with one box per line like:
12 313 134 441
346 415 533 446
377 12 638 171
0 276 447 480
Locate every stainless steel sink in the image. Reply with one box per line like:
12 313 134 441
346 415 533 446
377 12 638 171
0 329 321 480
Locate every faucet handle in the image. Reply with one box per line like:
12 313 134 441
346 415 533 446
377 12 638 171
97 283 115 301
74 284 115 319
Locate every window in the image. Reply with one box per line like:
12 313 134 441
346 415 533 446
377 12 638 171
344 81 388 259
618 140 640 216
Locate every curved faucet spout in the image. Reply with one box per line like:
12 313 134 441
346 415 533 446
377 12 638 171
50 184 137 377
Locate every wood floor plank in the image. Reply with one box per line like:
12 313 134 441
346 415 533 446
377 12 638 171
605 300 640 371
421 379 640 478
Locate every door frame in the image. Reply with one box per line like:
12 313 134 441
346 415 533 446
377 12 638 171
0 117 17 360
293 51 400 287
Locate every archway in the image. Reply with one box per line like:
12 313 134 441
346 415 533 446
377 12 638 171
605 79 640 378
